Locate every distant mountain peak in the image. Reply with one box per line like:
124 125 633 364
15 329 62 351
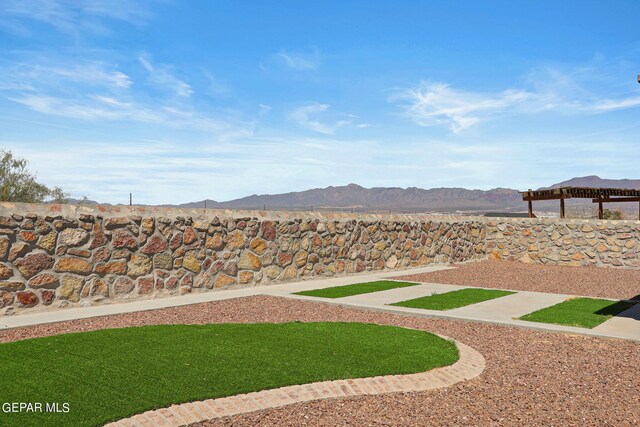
543 176 640 190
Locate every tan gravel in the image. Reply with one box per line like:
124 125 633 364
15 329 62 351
396 260 640 300
2 295 638 426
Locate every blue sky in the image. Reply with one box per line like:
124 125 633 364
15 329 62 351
1 0 639 204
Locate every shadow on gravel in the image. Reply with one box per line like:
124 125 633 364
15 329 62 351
627 293 640 302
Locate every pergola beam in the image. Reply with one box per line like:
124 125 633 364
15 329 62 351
521 186 640 220
591 197 640 203
522 195 570 201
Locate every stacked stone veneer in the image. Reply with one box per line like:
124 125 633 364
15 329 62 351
486 218 640 268
2 202 639 315
0 204 485 314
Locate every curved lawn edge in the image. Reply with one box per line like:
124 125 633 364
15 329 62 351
108 337 485 427
1 322 460 427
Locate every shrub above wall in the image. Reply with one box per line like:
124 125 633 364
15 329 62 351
0 204 486 315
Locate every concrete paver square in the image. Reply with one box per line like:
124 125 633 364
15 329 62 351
446 291 570 321
336 283 465 305
263 266 454 297
591 303 640 340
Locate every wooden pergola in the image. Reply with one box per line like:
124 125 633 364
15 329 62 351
521 187 640 219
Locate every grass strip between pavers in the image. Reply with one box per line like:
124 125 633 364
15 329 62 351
389 288 515 311
519 297 633 329
294 280 420 298
0 322 458 427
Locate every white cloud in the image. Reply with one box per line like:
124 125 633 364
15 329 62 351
289 102 360 135
391 82 531 133
9 93 237 132
0 61 132 92
10 95 125 121
13 132 640 205
258 104 272 115
6 136 389 204
202 70 230 96
46 63 130 88
0 57 245 133
275 49 319 70
139 56 193 97
393 66 640 133
586 97 640 112
0 0 151 35
522 65 640 114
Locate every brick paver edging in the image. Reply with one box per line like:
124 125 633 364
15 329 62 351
106 338 484 427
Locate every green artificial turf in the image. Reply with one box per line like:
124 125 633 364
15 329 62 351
389 288 515 311
0 322 458 427
519 297 633 328
294 280 420 298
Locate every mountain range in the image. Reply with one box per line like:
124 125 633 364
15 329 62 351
175 184 522 212
174 175 640 214
69 176 640 214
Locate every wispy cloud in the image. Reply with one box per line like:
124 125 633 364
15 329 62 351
522 65 640 113
202 70 230 96
258 104 272 115
289 102 360 134
7 135 395 204
581 96 640 112
8 93 235 132
0 56 248 133
392 82 531 133
274 49 319 70
1 61 132 90
0 0 151 35
392 66 640 133
139 56 193 98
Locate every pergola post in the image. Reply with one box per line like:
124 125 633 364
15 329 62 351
598 202 603 219
560 198 565 218
528 200 533 218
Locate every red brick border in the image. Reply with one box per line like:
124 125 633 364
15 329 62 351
106 339 484 427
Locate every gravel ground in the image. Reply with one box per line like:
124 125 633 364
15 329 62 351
396 260 640 300
1 295 638 426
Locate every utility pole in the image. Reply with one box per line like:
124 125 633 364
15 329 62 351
129 193 132 206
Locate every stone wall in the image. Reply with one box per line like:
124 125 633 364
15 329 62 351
2 202 639 315
486 219 640 268
0 203 485 314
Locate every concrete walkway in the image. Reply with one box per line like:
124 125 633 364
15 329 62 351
1 264 639 342
0 266 451 330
